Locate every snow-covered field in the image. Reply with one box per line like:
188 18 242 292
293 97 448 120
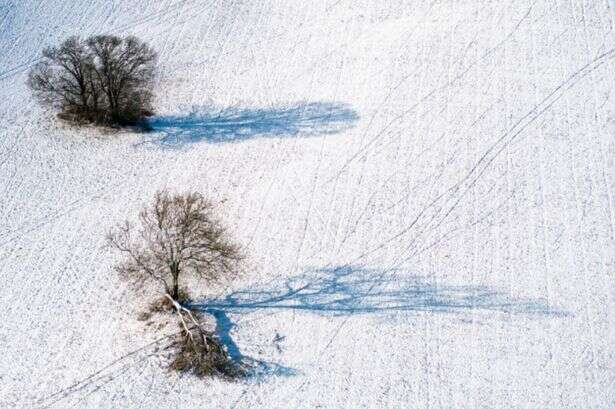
1 0 615 407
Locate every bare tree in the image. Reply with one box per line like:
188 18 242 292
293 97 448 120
106 191 242 300
27 36 95 119
27 35 157 126
87 35 157 123
107 191 246 378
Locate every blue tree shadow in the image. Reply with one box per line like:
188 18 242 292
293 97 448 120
190 265 568 377
146 102 359 146
206 308 297 379
193 265 568 317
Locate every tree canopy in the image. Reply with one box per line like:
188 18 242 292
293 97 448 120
28 35 157 125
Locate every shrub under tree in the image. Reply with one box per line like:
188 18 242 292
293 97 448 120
28 35 157 126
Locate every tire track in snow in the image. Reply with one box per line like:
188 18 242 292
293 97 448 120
332 12 435 257
35 334 176 408
286 40 614 402
326 2 537 184
354 45 615 267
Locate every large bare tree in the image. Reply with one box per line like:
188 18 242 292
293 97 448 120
27 37 95 118
106 191 242 300
28 35 157 125
87 35 157 123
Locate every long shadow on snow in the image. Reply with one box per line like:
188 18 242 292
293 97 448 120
147 101 359 146
191 265 568 377
195 265 568 317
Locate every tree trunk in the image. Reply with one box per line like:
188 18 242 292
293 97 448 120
170 261 180 300
173 278 179 300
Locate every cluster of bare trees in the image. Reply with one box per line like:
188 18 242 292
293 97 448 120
107 191 244 377
28 35 157 125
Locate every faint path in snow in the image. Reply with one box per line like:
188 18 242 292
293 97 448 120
35 334 175 409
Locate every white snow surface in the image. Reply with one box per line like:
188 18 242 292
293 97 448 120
1 0 615 408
